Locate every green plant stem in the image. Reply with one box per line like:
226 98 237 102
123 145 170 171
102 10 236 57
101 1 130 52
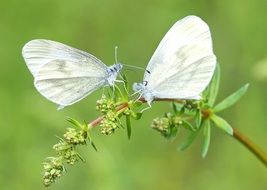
139 97 184 103
88 99 183 128
87 98 267 167
233 128 267 167
89 103 129 129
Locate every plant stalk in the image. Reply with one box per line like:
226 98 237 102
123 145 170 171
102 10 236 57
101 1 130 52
89 103 129 129
233 128 267 167
87 98 267 167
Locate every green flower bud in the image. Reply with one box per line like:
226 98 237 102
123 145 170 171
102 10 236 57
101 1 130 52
53 141 71 152
64 149 78 165
43 157 65 187
63 128 87 145
96 95 116 113
151 117 170 134
100 116 118 135
123 108 131 115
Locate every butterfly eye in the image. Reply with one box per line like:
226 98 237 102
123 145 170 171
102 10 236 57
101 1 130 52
144 81 148 86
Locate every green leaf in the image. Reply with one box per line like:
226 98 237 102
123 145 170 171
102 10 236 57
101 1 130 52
213 83 249 113
121 74 129 97
114 85 123 99
66 117 82 128
132 101 143 108
169 125 179 140
125 115 131 139
130 112 142 120
210 114 233 135
76 152 85 162
87 131 98 151
122 74 129 90
206 64 221 107
178 130 199 151
201 120 211 158
90 141 98 152
172 102 178 114
182 120 196 132
172 103 186 114
195 110 202 129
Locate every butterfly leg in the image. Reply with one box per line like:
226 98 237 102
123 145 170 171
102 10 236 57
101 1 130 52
130 91 140 97
140 102 152 113
132 91 143 103
115 79 128 95
112 85 115 98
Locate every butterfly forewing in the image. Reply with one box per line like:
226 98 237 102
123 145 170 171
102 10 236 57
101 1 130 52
144 16 213 82
149 44 216 99
22 39 107 77
22 39 112 107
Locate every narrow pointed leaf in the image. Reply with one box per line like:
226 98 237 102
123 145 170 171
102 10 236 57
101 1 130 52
182 120 196 132
210 114 233 135
122 74 129 90
87 131 98 151
207 64 221 106
201 120 211 158
76 152 86 162
172 102 178 114
178 130 199 151
114 85 123 99
90 141 98 152
167 125 179 140
213 83 249 113
121 74 129 97
66 117 82 128
132 101 143 108
195 110 202 129
125 115 132 139
130 112 142 120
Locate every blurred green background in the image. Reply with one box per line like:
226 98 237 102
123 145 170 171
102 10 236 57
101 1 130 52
1 0 266 189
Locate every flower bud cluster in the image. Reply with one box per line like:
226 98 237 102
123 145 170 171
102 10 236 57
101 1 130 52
64 128 87 145
96 95 120 135
53 142 78 165
151 117 170 134
43 126 88 186
43 157 65 187
184 100 199 110
151 113 184 138
96 95 116 114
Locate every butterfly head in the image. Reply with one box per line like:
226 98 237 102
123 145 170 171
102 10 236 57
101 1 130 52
107 63 123 86
133 82 154 105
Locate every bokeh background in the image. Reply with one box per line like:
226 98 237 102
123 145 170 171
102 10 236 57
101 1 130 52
1 0 267 189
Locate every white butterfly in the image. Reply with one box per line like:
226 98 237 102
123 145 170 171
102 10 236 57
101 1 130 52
133 15 216 107
22 39 122 109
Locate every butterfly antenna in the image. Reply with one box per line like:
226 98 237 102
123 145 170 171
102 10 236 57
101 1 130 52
123 64 146 71
114 46 118 64
114 46 149 73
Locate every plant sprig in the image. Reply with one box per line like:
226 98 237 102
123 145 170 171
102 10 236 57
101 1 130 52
42 64 267 187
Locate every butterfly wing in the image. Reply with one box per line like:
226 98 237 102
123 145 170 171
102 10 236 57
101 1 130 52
22 39 109 107
22 39 107 76
147 44 216 99
34 59 108 107
144 15 216 99
144 15 213 79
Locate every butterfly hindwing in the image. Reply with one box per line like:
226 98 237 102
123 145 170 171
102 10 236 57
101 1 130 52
144 15 214 82
22 39 117 108
148 44 216 99
143 16 216 100
34 59 108 107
